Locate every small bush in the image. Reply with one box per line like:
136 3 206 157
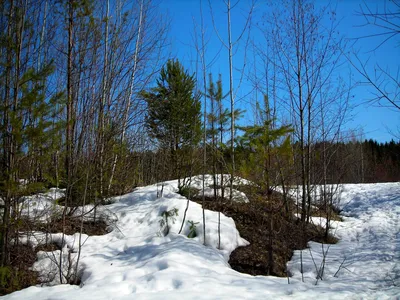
187 220 199 238
159 208 179 236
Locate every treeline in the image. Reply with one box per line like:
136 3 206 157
340 139 400 183
272 139 400 185
124 138 400 189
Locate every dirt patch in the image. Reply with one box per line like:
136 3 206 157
310 204 343 222
20 216 110 236
35 241 60 252
193 185 338 277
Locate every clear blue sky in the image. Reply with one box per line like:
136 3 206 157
159 0 399 143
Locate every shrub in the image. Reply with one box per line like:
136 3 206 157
187 220 199 238
159 208 179 236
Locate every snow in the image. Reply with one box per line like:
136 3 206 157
19 188 65 222
288 182 400 297
197 187 249 203
4 179 400 299
183 174 250 202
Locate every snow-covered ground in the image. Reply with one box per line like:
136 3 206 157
5 179 400 299
289 182 400 298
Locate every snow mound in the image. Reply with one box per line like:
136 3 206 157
5 180 400 299
177 174 250 202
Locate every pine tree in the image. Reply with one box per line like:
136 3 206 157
142 59 202 188
205 74 231 198
238 96 292 194
19 65 64 188
0 0 61 268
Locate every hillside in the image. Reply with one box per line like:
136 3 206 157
3 178 399 299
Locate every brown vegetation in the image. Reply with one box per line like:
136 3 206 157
0 218 109 296
194 186 338 277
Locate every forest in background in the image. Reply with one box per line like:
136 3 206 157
0 0 398 294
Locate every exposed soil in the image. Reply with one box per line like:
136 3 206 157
20 216 110 236
35 241 60 252
193 185 338 277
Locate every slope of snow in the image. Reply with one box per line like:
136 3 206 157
288 182 400 297
5 179 400 299
185 174 250 202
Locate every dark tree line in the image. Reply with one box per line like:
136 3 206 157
347 139 400 183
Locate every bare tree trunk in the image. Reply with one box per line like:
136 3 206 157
200 0 207 245
360 140 364 183
61 0 75 282
306 97 312 223
227 0 235 201
297 72 307 223
210 78 217 200
73 168 89 285
219 99 225 200
0 0 14 268
99 0 110 198
66 0 74 205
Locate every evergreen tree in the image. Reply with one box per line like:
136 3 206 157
142 59 202 187
0 0 62 269
19 65 64 187
237 96 292 194
205 74 232 198
203 73 245 202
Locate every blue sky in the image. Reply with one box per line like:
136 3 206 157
158 0 399 143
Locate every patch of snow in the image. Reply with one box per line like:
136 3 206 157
288 182 400 297
4 180 400 299
196 187 249 203
19 193 62 222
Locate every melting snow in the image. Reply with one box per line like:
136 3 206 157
4 178 399 299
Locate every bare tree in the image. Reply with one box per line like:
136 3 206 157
350 0 400 110
108 0 145 192
208 0 254 200
200 0 208 245
107 0 169 194
263 0 351 223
